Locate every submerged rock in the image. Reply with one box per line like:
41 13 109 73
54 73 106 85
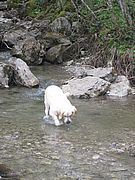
0 62 13 88
62 76 110 98
8 57 39 87
0 164 20 180
128 144 135 157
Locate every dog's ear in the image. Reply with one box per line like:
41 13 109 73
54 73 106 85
72 106 77 116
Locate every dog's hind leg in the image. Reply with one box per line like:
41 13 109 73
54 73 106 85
45 105 50 117
45 106 50 117
44 99 50 117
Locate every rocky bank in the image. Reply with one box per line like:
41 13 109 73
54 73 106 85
0 0 134 98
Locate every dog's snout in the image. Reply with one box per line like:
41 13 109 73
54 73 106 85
64 117 72 125
66 120 71 124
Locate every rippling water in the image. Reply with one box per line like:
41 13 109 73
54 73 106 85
1 64 135 179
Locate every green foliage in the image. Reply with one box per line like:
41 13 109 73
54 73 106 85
78 0 134 53
27 0 48 17
63 1 75 12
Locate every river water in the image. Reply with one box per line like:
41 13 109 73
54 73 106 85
1 62 135 180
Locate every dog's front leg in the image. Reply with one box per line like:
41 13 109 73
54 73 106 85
51 114 62 126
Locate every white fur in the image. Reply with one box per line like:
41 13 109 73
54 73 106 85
44 85 77 126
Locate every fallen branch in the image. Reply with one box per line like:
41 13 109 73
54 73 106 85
71 0 81 19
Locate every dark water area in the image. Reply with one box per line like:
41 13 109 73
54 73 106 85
1 64 135 179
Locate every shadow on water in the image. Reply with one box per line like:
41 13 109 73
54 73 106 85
1 64 135 179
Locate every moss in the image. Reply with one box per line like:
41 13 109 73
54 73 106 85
57 10 66 18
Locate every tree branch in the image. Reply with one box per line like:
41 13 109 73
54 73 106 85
80 0 97 19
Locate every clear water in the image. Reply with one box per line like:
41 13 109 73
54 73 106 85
0 64 135 180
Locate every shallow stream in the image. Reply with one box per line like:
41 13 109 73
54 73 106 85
1 63 135 180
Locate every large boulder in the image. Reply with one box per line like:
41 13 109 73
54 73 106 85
62 76 110 98
45 44 70 64
107 75 131 97
8 57 39 87
45 44 63 64
12 36 43 65
0 62 13 88
42 33 71 64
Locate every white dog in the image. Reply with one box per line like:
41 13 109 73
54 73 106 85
44 85 77 126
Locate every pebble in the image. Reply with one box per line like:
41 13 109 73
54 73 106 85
92 154 100 160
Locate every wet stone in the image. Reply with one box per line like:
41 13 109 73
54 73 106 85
0 164 20 180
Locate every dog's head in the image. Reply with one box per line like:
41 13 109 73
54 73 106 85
58 106 77 125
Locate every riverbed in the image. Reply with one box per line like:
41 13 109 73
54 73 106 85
0 64 135 180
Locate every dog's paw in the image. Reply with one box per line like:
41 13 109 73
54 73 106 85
43 115 49 120
55 121 63 126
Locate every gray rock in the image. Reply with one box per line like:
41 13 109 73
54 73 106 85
42 32 71 48
45 44 69 64
107 75 131 97
62 38 88 62
0 17 13 34
8 57 39 87
50 17 71 35
62 76 110 98
0 163 20 179
128 144 135 157
66 66 115 81
65 65 87 78
86 67 115 82
0 2 7 10
12 36 43 65
3 26 72 65
4 29 43 65
0 62 13 88
3 29 27 46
